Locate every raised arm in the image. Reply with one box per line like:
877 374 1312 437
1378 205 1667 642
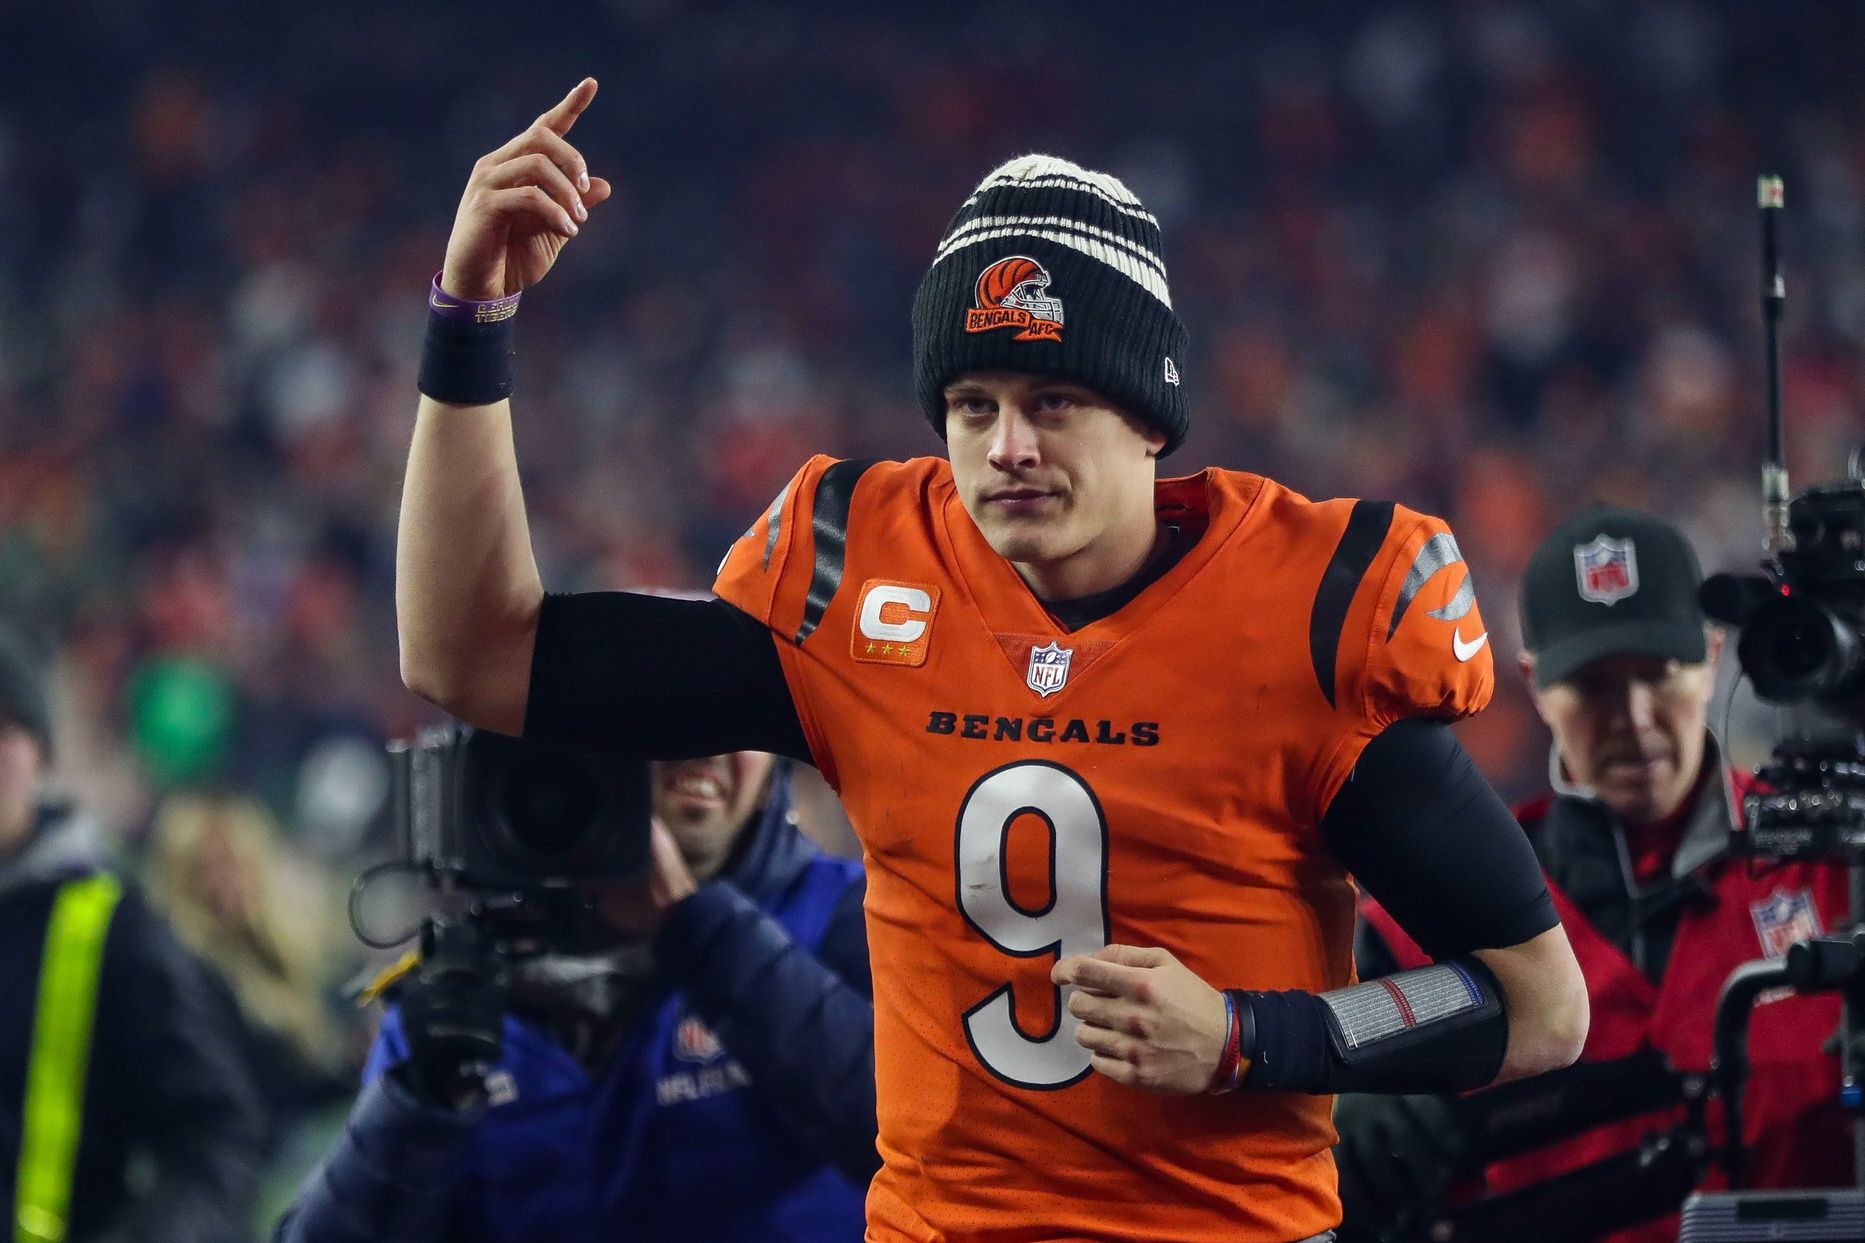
397 79 612 733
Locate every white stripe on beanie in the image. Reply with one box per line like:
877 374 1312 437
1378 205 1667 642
934 219 1173 309
968 154 1150 211
932 155 1174 309
936 214 1170 281
966 177 1160 227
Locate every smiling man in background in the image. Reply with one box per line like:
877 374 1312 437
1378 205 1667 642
276 749 875 1242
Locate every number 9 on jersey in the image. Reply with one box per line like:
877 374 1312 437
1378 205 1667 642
955 761 1111 1089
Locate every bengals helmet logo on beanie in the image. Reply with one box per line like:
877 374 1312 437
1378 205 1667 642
964 256 1064 343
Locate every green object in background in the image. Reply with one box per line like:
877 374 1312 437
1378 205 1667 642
128 657 236 787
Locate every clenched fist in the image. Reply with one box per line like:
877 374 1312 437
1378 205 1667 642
440 78 615 302
1053 944 1231 1094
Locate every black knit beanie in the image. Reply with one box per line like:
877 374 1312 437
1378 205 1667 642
912 154 1190 454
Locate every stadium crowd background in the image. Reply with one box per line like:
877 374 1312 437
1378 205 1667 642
4 0 1865 1231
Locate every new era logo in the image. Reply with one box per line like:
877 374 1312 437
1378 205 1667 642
853 580 941 667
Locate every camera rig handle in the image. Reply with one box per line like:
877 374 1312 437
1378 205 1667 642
1712 923 1865 1191
394 913 509 1109
1710 954 1797 1189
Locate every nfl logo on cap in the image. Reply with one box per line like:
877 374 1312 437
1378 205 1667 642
1573 535 1639 606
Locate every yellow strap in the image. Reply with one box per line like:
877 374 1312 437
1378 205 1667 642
14 873 122 1243
356 949 422 1007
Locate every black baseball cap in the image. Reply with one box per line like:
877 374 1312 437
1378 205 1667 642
1520 505 1709 689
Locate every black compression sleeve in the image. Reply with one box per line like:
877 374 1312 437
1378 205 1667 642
1322 718 1555 960
1236 955 1509 1094
524 592 811 761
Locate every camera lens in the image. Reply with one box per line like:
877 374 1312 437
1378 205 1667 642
1742 596 1865 703
444 728 652 886
494 749 602 860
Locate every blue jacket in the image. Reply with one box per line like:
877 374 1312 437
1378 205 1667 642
276 769 874 1242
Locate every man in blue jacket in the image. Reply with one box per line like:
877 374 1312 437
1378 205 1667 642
276 750 874 1242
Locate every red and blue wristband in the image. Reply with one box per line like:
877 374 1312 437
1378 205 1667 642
1208 990 1251 1094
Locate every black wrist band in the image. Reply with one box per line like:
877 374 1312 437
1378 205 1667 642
1233 989 1328 1092
417 309 516 406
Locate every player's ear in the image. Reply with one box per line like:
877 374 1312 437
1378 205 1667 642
1520 652 1560 728
1116 405 1167 458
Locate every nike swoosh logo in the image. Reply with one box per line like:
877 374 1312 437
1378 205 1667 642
1453 628 1489 662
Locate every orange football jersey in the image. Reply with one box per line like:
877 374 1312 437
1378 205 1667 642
714 456 1493 1243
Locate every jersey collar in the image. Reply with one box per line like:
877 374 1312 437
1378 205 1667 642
935 466 1263 647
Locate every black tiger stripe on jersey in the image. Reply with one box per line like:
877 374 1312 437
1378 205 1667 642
796 458 882 644
1309 500 1396 708
761 481 791 570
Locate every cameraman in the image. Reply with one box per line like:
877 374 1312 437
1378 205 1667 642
275 751 874 1242
1342 506 1852 1243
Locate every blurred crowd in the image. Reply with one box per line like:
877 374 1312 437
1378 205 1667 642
4 1 1865 1230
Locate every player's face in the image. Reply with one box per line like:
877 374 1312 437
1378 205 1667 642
1530 634 1720 827
943 371 1166 599
650 751 776 882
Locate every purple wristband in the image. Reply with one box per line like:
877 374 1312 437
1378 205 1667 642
429 272 521 324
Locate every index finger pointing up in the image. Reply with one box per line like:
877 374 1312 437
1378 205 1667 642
540 78 599 136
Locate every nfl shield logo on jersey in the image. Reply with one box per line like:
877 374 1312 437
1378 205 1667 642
1026 641 1073 697
1750 888 1823 959
1573 535 1639 605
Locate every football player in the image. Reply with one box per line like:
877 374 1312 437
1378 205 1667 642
398 79 1588 1243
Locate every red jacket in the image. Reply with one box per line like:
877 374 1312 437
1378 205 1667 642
1361 764 1851 1243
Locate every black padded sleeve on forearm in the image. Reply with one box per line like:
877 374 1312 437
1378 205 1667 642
1321 718 1556 960
524 592 811 762
1237 955 1509 1095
